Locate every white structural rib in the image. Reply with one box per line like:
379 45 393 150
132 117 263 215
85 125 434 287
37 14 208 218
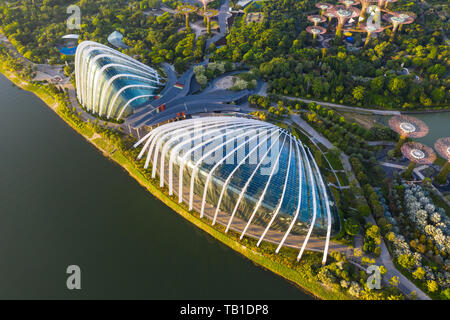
90 62 159 112
170 121 264 196
75 41 162 118
187 123 269 210
240 135 291 240
116 94 155 121
134 119 194 160
156 120 235 183
307 148 332 265
176 120 249 204
199 125 274 218
296 144 318 262
135 119 198 174
76 41 159 99
225 134 287 233
255 136 294 245
97 73 158 114
212 130 280 226
275 141 303 254
161 121 244 189
148 121 196 173
105 84 158 119
150 119 218 175
86 57 158 111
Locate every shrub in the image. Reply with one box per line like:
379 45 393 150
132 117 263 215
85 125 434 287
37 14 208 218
344 218 361 236
426 280 439 293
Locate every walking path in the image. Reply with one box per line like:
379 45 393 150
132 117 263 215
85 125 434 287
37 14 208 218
291 114 333 149
291 114 356 185
289 114 343 189
368 141 396 146
280 95 401 116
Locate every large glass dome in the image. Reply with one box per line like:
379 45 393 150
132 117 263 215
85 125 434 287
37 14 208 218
75 41 162 120
134 116 340 260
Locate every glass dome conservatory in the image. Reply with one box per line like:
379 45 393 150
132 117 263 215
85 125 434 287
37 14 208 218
134 116 340 262
75 41 162 120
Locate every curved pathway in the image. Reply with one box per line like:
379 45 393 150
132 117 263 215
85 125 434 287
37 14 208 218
280 95 401 116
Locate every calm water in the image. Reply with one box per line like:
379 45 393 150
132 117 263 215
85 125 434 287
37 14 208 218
409 113 450 147
0 73 312 299
378 113 450 147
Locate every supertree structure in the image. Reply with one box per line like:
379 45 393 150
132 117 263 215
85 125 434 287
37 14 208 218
197 0 213 12
434 138 450 184
401 142 436 180
367 4 382 25
339 0 360 9
396 11 416 31
358 0 376 22
197 0 214 24
323 10 337 24
389 115 429 157
315 2 334 16
199 9 219 34
177 5 197 30
383 12 414 39
305 0 416 43
307 15 327 26
360 22 384 46
306 26 327 40
329 6 359 37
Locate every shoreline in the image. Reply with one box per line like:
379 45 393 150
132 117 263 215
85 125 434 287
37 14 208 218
0 68 355 300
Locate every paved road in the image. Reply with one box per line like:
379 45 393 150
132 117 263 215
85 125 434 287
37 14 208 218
125 0 235 130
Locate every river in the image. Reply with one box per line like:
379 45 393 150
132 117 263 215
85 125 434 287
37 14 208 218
0 73 312 299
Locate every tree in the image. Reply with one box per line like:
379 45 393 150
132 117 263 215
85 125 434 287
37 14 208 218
440 288 450 300
388 77 406 95
397 254 415 270
148 0 161 9
352 86 365 101
412 267 425 280
389 276 399 287
426 280 438 293
344 218 360 236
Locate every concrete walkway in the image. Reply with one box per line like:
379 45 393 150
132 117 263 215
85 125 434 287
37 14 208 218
291 114 333 149
368 141 397 146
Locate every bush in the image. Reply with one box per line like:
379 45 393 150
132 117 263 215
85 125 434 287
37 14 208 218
344 218 361 236
357 204 371 217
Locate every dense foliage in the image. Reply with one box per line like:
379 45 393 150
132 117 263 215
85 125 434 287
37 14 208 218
0 0 206 72
211 0 449 110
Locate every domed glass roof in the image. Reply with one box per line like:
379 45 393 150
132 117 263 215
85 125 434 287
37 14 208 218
75 41 162 120
134 116 340 261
